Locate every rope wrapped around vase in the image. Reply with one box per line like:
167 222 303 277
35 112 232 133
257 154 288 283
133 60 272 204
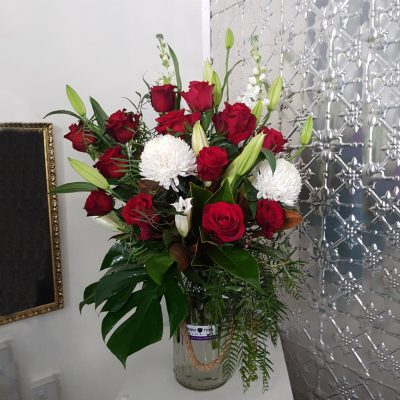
180 323 234 371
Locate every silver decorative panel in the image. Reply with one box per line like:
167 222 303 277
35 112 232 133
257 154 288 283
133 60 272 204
210 0 400 398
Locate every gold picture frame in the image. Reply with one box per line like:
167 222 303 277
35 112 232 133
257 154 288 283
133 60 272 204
0 123 63 325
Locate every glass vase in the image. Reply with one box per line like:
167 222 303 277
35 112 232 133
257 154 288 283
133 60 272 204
173 285 230 390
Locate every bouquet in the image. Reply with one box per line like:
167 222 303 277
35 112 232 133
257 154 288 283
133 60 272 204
47 28 312 391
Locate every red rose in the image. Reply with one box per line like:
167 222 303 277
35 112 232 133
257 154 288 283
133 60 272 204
122 193 160 240
64 123 96 152
255 199 285 239
150 84 176 113
262 127 287 153
181 81 213 112
197 147 229 181
155 109 201 135
213 102 256 144
106 109 140 143
84 190 113 216
94 146 128 179
202 202 245 243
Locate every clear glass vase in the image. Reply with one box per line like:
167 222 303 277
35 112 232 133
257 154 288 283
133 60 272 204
173 285 230 390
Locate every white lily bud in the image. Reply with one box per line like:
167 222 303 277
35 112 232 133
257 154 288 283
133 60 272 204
172 197 193 238
191 121 209 155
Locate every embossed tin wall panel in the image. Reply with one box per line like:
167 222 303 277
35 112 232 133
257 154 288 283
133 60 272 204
211 0 400 398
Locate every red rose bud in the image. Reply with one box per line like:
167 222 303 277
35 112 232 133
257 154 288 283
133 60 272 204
94 146 128 179
213 102 256 145
202 202 245 243
150 84 176 113
64 123 96 152
262 127 288 153
255 199 285 239
155 109 201 135
181 81 213 112
122 193 160 240
84 190 113 216
106 109 140 143
197 146 229 181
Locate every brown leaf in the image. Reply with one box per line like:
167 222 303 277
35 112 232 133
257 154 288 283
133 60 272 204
281 209 303 230
169 242 190 272
138 179 161 194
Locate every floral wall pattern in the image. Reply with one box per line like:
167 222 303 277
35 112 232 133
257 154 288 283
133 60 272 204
210 0 400 398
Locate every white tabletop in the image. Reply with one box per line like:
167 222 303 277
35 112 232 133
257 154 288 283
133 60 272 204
115 335 293 400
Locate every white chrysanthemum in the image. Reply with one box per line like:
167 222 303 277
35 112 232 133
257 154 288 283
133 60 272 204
140 135 197 191
251 159 302 206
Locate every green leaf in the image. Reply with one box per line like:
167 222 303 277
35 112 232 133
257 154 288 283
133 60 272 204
145 253 175 285
168 44 182 109
208 246 260 288
163 276 188 337
243 179 258 202
300 115 313 145
206 179 235 204
200 109 214 131
101 285 154 339
68 158 109 190
95 269 144 307
79 282 98 312
43 109 84 120
106 281 163 366
51 182 97 194
101 243 127 270
262 149 276 174
101 285 133 313
189 183 212 229
90 97 108 131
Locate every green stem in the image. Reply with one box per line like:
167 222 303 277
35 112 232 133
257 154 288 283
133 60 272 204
225 48 230 101
288 145 306 161
256 111 271 132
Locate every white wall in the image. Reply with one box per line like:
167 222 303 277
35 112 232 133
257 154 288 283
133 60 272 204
0 1 203 399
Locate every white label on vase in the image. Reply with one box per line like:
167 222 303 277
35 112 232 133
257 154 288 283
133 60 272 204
187 324 218 340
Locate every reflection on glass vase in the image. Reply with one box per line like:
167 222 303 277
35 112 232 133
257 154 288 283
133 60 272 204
173 286 231 390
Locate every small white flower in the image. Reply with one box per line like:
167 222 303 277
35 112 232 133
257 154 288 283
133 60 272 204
172 197 193 238
140 135 197 191
259 73 266 81
252 67 259 75
246 83 253 91
251 159 302 206
249 76 257 85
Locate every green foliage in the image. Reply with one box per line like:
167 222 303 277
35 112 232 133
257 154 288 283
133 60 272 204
145 253 175 284
261 149 276 174
51 182 97 194
208 246 260 288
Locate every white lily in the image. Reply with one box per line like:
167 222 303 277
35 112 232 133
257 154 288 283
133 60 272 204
172 197 193 238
